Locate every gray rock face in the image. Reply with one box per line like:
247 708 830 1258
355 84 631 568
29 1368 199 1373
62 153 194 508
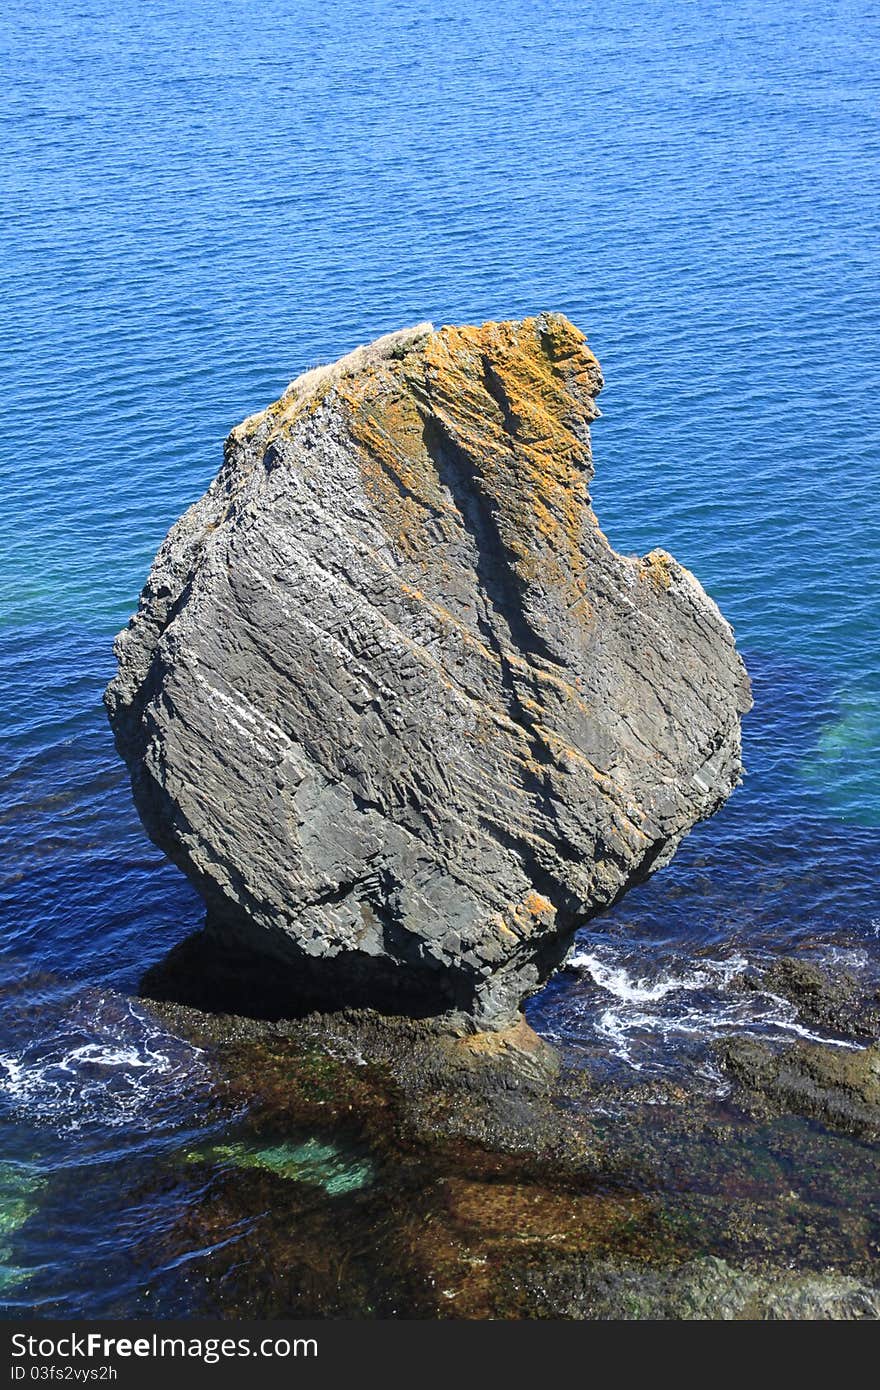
106 315 751 1026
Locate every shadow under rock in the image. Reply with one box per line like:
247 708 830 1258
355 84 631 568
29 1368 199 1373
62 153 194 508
138 919 471 1024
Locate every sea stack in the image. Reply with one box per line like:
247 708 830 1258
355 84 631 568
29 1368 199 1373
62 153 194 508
106 315 752 1027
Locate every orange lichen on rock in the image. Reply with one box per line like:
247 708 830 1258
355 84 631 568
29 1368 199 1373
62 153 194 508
523 888 554 918
641 548 675 592
338 377 455 559
419 317 603 598
336 314 605 617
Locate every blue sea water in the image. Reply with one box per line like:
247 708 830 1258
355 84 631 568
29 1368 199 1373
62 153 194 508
1 0 879 1314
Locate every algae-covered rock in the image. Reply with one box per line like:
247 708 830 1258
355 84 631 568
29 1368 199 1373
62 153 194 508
511 1254 880 1320
143 996 879 1320
107 315 750 1026
719 1037 880 1138
734 955 880 1041
0 1161 45 1292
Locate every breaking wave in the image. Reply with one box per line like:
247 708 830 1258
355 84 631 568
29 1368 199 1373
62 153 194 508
0 994 210 1134
547 944 857 1081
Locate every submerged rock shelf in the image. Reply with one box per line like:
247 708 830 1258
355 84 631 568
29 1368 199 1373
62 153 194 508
141 993 880 1320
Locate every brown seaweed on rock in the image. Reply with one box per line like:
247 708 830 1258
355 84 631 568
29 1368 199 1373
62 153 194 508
137 997 880 1320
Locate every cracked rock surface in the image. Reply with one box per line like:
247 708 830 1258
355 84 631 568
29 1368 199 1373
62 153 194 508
106 314 751 1026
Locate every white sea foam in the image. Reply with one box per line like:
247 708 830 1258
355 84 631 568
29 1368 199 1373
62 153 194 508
0 996 208 1133
567 948 749 1005
566 950 695 1004
563 945 858 1077
824 944 872 970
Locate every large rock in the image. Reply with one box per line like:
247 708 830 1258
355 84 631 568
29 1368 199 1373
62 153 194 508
106 315 751 1026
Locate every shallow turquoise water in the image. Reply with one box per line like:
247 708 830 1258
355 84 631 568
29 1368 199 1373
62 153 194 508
1 0 879 1314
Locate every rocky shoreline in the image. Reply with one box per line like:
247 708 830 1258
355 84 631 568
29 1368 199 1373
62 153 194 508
718 956 880 1142
140 949 880 1319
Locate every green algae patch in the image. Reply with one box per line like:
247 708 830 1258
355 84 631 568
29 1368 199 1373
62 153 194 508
186 1137 374 1196
0 1199 34 1239
800 689 880 826
0 1161 46 1293
0 1245 32 1293
0 1162 45 1237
